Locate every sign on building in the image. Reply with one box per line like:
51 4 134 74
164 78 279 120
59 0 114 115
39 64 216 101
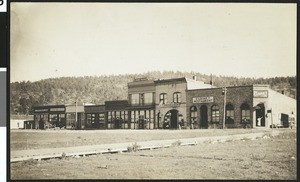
253 90 268 98
34 109 48 113
50 108 65 112
159 102 181 108
192 96 214 103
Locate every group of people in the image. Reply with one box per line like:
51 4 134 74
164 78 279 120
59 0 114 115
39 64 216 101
162 119 184 129
242 118 250 129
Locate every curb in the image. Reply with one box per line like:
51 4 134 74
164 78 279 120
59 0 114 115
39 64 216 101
10 130 281 163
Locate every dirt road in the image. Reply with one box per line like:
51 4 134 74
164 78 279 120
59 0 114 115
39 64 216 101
10 129 296 180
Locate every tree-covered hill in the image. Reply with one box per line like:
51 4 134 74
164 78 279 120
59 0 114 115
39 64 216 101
10 71 296 115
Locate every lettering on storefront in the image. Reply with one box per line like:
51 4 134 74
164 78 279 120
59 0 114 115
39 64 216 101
159 102 181 108
85 107 104 113
50 108 65 112
192 96 214 103
35 109 48 112
253 90 268 98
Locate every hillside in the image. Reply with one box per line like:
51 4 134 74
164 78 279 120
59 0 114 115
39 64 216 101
10 71 296 115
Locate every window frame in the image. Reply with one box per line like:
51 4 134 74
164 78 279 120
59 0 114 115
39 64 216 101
159 93 167 104
211 105 220 123
190 106 197 124
225 104 235 124
173 92 181 103
241 103 251 123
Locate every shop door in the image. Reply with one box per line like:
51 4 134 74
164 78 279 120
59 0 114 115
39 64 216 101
200 105 208 129
170 109 179 129
39 118 45 129
255 104 265 127
114 118 121 129
281 114 289 128
76 113 82 130
138 115 145 129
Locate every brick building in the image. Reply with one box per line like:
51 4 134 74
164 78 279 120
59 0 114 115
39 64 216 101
186 84 297 129
30 76 296 130
154 77 212 129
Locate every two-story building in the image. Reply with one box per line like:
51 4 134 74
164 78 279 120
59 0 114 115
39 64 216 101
154 77 212 129
127 78 156 129
29 76 296 130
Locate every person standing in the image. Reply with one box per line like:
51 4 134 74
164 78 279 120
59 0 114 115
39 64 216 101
257 117 262 126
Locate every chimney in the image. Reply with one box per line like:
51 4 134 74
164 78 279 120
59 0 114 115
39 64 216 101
192 76 197 81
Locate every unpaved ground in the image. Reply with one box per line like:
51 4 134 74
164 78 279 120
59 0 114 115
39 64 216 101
11 130 296 180
11 128 268 151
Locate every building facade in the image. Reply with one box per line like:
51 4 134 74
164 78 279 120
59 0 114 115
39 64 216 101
29 77 296 130
187 86 253 129
186 85 297 129
32 105 66 129
127 78 156 129
84 105 106 129
105 100 129 129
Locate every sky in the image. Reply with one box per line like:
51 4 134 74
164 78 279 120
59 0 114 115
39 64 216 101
10 3 297 83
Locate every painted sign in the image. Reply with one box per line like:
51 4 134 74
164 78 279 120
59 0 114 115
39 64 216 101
192 96 214 103
253 90 268 98
50 108 65 112
159 102 181 108
34 109 48 112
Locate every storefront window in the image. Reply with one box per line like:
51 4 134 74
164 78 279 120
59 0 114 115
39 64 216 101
135 111 140 129
124 111 128 123
99 113 105 129
211 105 220 123
241 103 251 123
225 104 234 124
49 114 58 127
108 112 112 128
190 106 197 124
131 111 135 129
150 110 154 129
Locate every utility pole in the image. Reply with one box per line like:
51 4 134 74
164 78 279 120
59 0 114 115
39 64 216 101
270 109 273 129
75 101 77 129
222 87 227 129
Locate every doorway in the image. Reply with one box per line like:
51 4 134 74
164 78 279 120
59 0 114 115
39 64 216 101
138 115 145 129
76 113 82 129
255 103 265 127
164 109 179 129
200 105 208 129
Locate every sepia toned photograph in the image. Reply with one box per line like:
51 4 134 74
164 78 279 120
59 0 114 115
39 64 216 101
10 2 296 180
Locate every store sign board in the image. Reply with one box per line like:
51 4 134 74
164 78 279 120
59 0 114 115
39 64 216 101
85 106 104 113
192 96 214 103
50 108 65 112
159 102 181 108
253 90 268 98
35 109 48 112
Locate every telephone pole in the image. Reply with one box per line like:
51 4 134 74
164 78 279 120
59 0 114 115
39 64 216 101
75 101 77 129
222 87 227 129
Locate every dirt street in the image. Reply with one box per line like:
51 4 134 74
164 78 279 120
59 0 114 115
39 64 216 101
10 129 296 180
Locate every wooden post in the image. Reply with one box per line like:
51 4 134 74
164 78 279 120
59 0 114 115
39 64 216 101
271 109 273 129
223 87 227 129
75 101 77 129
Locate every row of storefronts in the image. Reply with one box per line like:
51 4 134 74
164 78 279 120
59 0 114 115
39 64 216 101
30 77 296 130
